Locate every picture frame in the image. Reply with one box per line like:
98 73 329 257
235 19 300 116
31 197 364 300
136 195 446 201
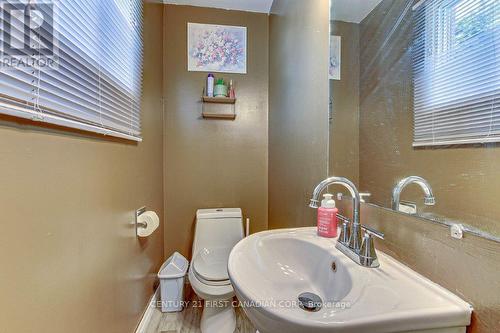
187 23 247 74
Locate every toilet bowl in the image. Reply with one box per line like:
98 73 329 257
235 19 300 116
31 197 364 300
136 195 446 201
188 208 244 333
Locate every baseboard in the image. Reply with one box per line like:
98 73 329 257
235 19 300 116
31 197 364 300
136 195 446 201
135 287 160 333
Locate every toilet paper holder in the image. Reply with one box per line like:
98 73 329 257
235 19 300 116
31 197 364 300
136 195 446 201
136 206 148 236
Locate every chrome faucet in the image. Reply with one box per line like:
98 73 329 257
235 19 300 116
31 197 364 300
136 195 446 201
391 176 436 212
310 177 362 250
310 177 384 268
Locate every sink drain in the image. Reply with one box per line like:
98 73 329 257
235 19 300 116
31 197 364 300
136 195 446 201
298 292 323 312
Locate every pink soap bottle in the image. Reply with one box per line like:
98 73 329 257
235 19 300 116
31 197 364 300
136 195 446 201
317 193 338 238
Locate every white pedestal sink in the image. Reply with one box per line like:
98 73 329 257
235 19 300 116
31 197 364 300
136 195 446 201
228 227 472 333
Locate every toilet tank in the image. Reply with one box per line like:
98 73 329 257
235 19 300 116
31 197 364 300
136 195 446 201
192 208 244 256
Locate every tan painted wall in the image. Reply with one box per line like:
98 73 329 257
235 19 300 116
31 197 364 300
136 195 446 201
162 5 269 258
359 0 500 235
0 3 164 333
268 0 330 229
336 200 500 332
329 21 360 185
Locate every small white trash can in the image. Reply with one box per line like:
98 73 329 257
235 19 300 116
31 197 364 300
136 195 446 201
158 251 189 312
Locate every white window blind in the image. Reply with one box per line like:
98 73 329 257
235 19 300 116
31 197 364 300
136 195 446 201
412 0 499 146
0 0 143 141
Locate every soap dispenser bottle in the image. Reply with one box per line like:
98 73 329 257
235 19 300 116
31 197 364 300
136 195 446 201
317 193 338 238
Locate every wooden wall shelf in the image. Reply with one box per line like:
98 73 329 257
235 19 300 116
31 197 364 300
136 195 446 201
201 96 236 119
202 112 236 120
202 96 236 104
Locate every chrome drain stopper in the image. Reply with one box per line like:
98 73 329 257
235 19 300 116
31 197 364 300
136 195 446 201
298 292 323 312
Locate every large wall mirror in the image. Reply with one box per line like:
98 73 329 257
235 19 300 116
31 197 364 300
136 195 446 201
329 0 500 237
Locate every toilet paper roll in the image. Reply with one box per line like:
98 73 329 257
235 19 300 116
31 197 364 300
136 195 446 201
137 211 159 237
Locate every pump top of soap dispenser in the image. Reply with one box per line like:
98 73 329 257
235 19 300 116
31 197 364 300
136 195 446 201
321 194 336 208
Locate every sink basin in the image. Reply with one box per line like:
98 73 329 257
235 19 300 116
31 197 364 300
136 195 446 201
228 227 472 333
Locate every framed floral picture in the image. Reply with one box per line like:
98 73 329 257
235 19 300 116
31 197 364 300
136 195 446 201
187 23 247 74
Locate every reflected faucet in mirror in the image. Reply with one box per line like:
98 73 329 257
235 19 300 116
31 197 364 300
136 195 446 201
391 176 436 213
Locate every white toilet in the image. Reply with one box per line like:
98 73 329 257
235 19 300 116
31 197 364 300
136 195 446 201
188 208 244 333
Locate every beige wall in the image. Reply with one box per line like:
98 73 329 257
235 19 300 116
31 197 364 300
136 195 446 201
336 200 500 333
329 21 360 185
268 0 330 229
0 3 164 333
163 5 269 258
359 0 500 235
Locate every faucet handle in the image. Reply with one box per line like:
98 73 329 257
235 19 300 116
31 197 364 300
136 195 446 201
360 232 378 267
361 225 384 240
338 220 350 245
336 213 350 224
359 226 383 267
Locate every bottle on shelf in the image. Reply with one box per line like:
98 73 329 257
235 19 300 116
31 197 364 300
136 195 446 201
206 73 214 97
228 79 236 99
214 78 228 97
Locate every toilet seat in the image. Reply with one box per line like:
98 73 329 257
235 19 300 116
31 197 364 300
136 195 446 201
192 247 232 286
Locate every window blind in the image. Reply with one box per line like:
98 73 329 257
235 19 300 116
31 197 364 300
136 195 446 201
412 0 499 146
0 0 143 141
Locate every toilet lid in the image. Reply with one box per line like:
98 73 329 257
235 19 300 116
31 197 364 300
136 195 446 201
193 247 231 282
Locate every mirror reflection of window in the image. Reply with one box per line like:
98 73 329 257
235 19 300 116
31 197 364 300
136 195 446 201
328 0 500 238
413 0 499 146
